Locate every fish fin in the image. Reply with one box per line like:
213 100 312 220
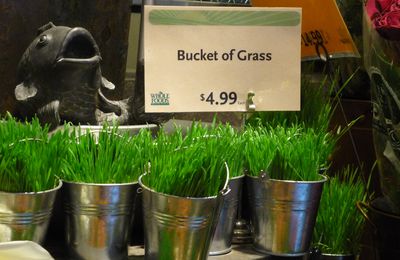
97 98 131 125
37 100 61 130
15 83 38 101
37 22 55 35
97 89 122 115
101 77 115 90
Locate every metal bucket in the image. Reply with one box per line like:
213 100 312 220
308 249 356 260
247 174 327 256
209 175 244 255
139 175 229 260
318 254 355 260
0 180 62 244
63 181 137 260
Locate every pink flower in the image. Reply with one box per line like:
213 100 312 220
388 0 400 11
377 0 394 12
367 0 395 18
375 10 400 39
375 10 400 28
366 0 382 19
367 0 400 40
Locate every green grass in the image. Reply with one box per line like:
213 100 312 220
246 74 334 132
245 68 359 159
0 109 356 199
0 113 48 148
60 125 153 184
141 122 232 197
243 125 277 178
184 121 245 178
0 115 61 192
313 166 369 254
244 68 360 176
212 123 245 178
0 115 243 194
244 125 330 181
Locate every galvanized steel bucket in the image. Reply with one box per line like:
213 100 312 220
62 181 137 260
309 250 356 260
318 253 356 260
247 173 327 256
138 167 230 260
209 175 244 255
0 180 62 244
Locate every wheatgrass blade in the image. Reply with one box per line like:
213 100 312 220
244 125 325 181
313 166 368 254
61 125 153 184
143 125 227 197
0 115 62 192
246 75 334 132
243 125 277 177
212 123 245 178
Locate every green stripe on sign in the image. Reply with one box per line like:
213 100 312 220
149 10 300 26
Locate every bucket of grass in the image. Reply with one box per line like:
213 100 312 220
60 126 151 260
245 125 328 256
139 127 230 260
0 116 63 244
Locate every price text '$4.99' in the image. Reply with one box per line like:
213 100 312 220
200 91 238 105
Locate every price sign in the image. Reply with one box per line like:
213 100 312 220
144 6 301 112
252 0 359 60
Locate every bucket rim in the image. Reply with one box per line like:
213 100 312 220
138 174 219 200
62 180 138 187
229 174 245 181
320 253 355 257
253 245 306 256
0 179 63 195
246 173 328 184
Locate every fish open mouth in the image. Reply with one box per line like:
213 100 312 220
57 27 101 65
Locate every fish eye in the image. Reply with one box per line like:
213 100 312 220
37 35 48 47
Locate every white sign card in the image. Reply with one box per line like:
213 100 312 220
144 6 302 112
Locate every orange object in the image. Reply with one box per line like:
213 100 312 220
252 0 359 60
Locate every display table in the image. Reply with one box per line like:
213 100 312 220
127 244 306 260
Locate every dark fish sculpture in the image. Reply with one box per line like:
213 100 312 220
15 22 129 127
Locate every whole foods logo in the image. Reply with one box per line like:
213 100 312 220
151 91 170 106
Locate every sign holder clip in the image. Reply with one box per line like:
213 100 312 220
246 91 256 112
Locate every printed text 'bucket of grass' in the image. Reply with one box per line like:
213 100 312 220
247 174 327 256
